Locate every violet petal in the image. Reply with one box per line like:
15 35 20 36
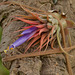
9 31 36 49
21 27 38 35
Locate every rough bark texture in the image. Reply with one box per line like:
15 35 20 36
0 0 75 75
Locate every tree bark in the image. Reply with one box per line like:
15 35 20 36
0 0 75 75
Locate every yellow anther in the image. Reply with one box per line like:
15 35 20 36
4 46 14 53
7 47 9 50
10 48 14 50
4 50 7 53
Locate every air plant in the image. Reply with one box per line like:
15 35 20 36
1 2 75 75
3 2 75 57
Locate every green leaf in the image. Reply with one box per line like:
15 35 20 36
0 26 2 42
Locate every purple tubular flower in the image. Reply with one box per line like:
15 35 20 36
21 27 38 35
9 30 37 49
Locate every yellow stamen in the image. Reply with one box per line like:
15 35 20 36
10 48 14 50
4 50 7 53
4 46 14 53
7 47 9 50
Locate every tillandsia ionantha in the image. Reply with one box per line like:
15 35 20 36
2 1 75 57
0 1 75 57
1 2 75 75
